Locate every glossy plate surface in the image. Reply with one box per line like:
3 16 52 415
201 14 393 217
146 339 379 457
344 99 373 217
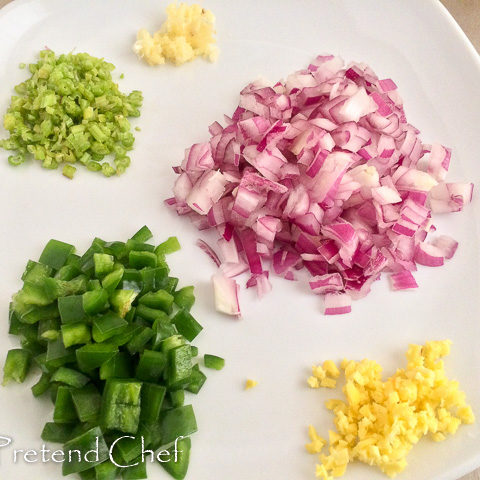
0 1 479 479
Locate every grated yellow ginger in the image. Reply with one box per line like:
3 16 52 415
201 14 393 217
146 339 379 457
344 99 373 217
245 379 258 390
306 340 475 479
133 3 218 66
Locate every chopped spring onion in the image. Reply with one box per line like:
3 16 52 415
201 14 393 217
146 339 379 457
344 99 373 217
0 50 143 178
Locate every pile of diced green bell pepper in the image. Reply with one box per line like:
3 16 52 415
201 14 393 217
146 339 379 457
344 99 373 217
2 226 224 480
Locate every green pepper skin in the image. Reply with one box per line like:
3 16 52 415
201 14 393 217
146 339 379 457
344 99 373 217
2 349 31 385
101 379 142 434
53 386 78 424
204 354 225 371
135 350 166 383
159 437 191 480
39 239 75 270
58 295 87 324
159 405 197 445
71 384 102 422
171 310 203 342
62 426 109 475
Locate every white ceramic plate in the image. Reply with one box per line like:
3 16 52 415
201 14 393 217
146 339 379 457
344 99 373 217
0 1 479 479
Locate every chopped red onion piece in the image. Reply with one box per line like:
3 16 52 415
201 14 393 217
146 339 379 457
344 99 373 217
389 270 418 290
168 54 473 316
309 273 344 294
196 239 221 267
414 242 444 267
431 235 458 260
212 273 241 316
323 292 352 315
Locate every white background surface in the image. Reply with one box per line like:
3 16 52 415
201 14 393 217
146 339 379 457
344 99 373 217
0 1 479 479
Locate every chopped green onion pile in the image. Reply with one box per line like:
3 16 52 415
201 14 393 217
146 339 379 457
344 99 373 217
0 49 143 178
3 226 224 480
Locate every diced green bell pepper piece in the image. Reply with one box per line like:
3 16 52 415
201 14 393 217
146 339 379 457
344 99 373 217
104 324 141 348
110 289 137 318
79 469 96 480
138 289 174 313
140 383 166 425
94 253 115 278
129 250 157 269
39 239 75 270
38 317 60 341
79 243 105 276
167 345 192 389
151 319 177 351
121 457 147 479
46 337 76 369
153 266 169 289
43 275 88 299
62 426 109 475
126 327 154 355
173 286 195 311
22 260 53 283
135 304 168 323
54 263 81 281
160 334 186 354
138 268 157 296
18 303 59 325
155 237 181 255
31 372 51 397
88 279 102 291
169 389 185 408
61 322 91 348
125 239 155 254
172 309 203 342
102 267 124 292
51 367 89 388
41 422 75 443
20 337 44 356
112 435 142 464
101 379 142 433
190 345 198 357
50 383 60 403
95 460 119 480
163 277 179 295
14 282 54 307
135 350 166 382
2 349 31 385
76 343 118 372
92 312 128 343
159 437 191 480
159 405 197 445
8 305 29 336
186 364 207 394
53 386 78 423
131 225 153 243
83 289 109 315
71 384 102 422
204 354 225 370
99 352 132 380
58 295 87 324
103 241 127 259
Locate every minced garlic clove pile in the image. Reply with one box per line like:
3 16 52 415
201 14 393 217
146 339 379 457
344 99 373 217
133 3 219 66
306 340 475 479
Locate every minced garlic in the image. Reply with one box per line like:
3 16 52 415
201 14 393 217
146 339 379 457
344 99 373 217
133 3 218 66
307 340 475 479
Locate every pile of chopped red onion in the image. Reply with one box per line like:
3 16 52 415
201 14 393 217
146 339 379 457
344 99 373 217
166 55 473 316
